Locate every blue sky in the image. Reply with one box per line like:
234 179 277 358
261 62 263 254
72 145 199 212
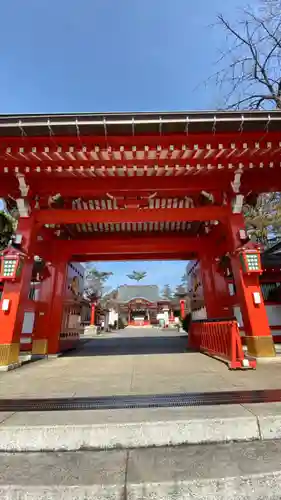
88 260 187 292
0 0 249 113
1 0 249 288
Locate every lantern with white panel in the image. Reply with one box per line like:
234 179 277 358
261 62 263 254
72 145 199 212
239 249 263 306
239 249 262 275
0 251 24 282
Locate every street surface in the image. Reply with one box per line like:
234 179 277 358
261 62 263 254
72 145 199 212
1 327 281 399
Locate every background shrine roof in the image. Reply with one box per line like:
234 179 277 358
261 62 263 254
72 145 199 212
262 240 281 268
1 110 281 137
117 284 160 303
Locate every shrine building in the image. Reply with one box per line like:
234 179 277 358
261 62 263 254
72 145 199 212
116 285 173 327
1 110 281 370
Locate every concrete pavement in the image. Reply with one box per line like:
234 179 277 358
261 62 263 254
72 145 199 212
2 327 281 399
2 329 281 497
2 402 281 451
2 440 281 499
1 328 281 452
0 404 259 451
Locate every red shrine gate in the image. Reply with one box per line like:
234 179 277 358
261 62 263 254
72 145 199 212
0 110 280 370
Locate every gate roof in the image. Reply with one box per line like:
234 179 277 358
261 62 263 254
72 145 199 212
2 110 281 259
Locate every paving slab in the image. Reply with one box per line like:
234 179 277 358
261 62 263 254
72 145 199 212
3 329 281 398
3 329 281 403
2 442 281 499
0 405 259 451
0 413 14 424
244 402 281 440
0 450 126 500
127 440 281 499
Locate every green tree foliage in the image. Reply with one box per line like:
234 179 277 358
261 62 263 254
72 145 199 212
181 273 188 288
0 211 17 252
161 284 173 300
127 270 147 282
174 285 187 298
83 266 113 303
243 193 281 246
100 288 118 309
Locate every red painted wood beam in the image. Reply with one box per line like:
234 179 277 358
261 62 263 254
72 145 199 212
1 132 280 148
36 235 208 261
0 177 18 196
2 169 281 201
26 175 232 197
2 155 275 170
59 231 199 243
34 206 230 225
71 252 194 262
4 170 281 201
37 233 202 249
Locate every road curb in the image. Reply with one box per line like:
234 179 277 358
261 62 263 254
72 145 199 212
2 442 281 499
0 416 259 451
2 403 281 452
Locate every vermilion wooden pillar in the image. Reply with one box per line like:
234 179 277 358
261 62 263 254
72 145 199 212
31 263 57 357
200 256 232 319
90 303 96 326
228 214 275 357
180 300 185 319
0 217 37 370
46 261 68 355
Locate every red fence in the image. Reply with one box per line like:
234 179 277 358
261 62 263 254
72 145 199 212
128 320 150 327
188 319 256 369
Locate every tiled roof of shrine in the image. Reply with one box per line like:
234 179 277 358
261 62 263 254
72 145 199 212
117 285 160 303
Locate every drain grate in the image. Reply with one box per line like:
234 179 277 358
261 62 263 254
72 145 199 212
0 389 280 412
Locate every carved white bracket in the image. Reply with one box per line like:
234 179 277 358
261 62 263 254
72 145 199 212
15 173 31 217
16 198 31 218
231 169 243 194
232 194 244 214
230 168 244 213
16 173 29 197
201 190 214 204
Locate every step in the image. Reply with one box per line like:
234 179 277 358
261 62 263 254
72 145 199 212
1 402 281 452
2 440 281 499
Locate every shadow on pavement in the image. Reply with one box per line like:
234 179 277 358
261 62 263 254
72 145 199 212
64 335 192 357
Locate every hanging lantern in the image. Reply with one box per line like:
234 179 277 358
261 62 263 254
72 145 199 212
239 249 262 275
0 251 24 281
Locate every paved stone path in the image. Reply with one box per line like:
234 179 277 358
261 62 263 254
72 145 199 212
3 441 281 499
1 327 281 399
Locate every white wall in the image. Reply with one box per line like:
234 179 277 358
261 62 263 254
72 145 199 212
234 305 281 327
20 311 35 345
192 307 207 320
108 309 118 325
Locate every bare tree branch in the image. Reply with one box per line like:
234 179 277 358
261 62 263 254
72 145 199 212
206 1 281 246
208 1 281 110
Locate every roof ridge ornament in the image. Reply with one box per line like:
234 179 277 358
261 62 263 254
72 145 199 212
18 120 27 137
103 117 108 141
239 115 244 133
159 116 162 136
212 115 216 134
265 114 271 133
47 118 54 137
75 118 80 139
185 116 189 135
